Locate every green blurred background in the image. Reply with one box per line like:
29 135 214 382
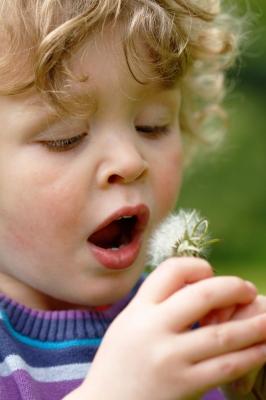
178 0 266 292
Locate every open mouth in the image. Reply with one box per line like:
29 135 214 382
88 215 138 250
87 204 150 269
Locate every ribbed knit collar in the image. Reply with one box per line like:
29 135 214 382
0 277 144 342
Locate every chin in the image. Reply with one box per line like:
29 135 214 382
81 278 138 307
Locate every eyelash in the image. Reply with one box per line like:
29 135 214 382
41 125 169 152
41 133 87 152
136 125 170 138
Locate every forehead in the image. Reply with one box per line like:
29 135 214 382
66 25 178 102
0 25 180 126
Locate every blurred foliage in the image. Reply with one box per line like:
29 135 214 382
177 0 266 289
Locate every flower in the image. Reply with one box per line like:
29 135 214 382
147 209 218 269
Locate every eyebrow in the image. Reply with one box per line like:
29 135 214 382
28 75 178 125
30 90 96 112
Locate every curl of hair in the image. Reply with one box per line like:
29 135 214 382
0 0 243 154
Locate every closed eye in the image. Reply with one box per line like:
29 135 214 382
135 125 170 138
40 132 87 152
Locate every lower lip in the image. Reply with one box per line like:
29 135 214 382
88 234 142 270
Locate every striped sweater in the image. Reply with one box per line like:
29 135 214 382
0 279 224 400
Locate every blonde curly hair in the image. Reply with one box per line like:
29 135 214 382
0 0 241 150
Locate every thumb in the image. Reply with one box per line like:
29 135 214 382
136 257 213 304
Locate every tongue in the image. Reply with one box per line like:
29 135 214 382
89 220 121 248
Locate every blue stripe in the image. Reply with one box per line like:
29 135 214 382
0 311 102 350
0 335 97 366
0 320 98 365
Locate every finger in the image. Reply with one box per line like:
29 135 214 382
137 257 213 303
232 295 266 321
189 344 266 394
180 314 266 363
162 276 257 329
201 305 237 325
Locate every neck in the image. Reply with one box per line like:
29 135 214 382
0 272 110 311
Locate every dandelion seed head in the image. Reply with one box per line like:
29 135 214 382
147 209 215 268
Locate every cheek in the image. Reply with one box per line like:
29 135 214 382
1 172 85 255
153 148 183 219
37 182 83 228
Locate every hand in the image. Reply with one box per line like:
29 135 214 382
222 295 266 398
79 258 266 400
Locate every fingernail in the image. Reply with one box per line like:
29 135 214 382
245 281 257 294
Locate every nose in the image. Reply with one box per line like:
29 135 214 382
97 137 148 187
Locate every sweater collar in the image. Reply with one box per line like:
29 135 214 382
0 277 144 342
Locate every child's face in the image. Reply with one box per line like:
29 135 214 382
0 28 183 309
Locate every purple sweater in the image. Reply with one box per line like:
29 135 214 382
0 279 225 400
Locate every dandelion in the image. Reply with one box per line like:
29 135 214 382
147 209 218 269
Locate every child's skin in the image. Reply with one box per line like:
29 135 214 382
0 25 266 400
0 27 182 310
69 259 266 400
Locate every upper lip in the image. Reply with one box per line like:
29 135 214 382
88 204 150 239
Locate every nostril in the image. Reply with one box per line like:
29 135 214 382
108 165 147 184
99 154 148 187
108 174 122 184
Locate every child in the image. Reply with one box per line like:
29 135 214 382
0 1 265 399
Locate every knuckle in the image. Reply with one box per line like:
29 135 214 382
213 325 232 349
198 286 213 303
219 359 241 378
